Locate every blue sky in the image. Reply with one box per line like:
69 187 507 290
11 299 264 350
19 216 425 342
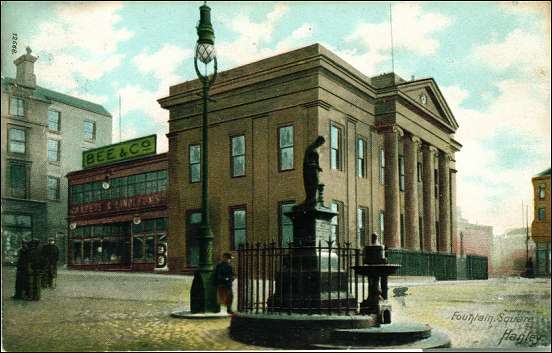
1 1 550 233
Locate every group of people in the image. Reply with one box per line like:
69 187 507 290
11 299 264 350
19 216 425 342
13 238 59 301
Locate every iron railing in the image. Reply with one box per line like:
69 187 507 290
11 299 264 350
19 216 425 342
237 241 364 315
466 255 488 279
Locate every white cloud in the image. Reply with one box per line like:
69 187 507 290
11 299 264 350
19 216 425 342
217 4 315 66
443 80 550 234
471 28 551 77
132 44 193 89
28 2 134 91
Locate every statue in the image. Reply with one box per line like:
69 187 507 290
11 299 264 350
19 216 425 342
302 136 325 208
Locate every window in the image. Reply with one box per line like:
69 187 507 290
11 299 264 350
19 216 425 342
330 124 342 170
83 120 96 140
2 214 32 264
9 97 24 117
357 138 366 178
538 208 546 221
48 110 61 132
189 144 201 183
231 135 246 177
230 207 247 250
279 202 295 246
399 155 405 191
417 162 423 183
330 201 344 242
48 139 60 162
8 127 26 154
48 176 60 201
379 148 385 184
538 185 546 199
379 211 385 242
9 163 27 198
130 218 166 263
278 125 294 171
357 207 368 246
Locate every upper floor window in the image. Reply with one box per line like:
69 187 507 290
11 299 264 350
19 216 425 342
189 144 201 183
231 135 245 177
330 124 342 170
47 176 60 201
48 110 61 132
399 155 405 191
279 202 295 246
357 138 366 178
538 185 546 199
379 148 385 185
9 97 24 117
8 127 26 154
230 206 247 250
278 125 294 171
48 139 60 162
83 120 96 140
8 163 28 199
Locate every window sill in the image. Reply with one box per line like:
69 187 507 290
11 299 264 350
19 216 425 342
48 129 61 135
48 161 61 166
278 168 295 173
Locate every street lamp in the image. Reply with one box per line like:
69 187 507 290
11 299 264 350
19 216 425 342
190 1 219 313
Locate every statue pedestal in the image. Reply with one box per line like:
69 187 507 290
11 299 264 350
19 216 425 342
267 204 356 313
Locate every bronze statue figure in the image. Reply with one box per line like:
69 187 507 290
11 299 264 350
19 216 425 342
302 136 325 208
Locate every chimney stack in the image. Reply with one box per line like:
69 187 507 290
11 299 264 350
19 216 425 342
14 46 37 89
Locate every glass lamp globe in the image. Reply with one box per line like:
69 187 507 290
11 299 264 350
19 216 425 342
196 42 215 64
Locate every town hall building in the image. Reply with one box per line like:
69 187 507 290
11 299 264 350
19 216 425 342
159 44 461 274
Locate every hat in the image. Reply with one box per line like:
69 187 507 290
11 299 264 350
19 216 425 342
223 252 234 259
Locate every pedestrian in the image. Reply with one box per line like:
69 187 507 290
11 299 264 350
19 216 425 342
214 252 235 314
27 240 43 301
41 238 59 289
13 240 30 300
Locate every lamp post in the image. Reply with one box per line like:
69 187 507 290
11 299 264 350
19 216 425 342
190 1 219 313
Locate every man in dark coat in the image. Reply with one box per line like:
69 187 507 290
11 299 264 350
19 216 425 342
41 238 59 288
214 252 235 314
13 241 30 300
27 240 42 301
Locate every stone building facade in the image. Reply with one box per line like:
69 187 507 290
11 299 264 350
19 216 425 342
1 48 112 264
531 167 551 277
159 44 461 273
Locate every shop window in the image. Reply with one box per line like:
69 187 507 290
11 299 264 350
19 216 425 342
2 214 32 264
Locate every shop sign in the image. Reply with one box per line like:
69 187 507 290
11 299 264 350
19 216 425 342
69 192 165 216
82 135 156 169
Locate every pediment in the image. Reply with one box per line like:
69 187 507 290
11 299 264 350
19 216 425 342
398 79 459 131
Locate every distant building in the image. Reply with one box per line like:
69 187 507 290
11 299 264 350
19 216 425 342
1 47 112 264
493 228 535 276
531 167 551 277
457 215 493 274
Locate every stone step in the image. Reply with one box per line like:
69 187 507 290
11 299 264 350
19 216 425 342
314 327 451 349
331 322 432 345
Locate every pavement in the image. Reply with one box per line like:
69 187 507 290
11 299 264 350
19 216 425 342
2 267 550 351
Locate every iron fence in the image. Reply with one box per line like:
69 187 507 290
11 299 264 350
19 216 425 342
237 241 364 315
466 255 488 279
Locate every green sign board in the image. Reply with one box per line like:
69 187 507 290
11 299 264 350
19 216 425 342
82 135 157 169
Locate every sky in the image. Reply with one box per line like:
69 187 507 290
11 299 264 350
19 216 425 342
1 1 550 234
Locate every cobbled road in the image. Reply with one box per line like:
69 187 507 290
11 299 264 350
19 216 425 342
2 267 550 351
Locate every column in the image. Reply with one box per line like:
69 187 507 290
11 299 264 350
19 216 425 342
422 144 437 252
383 125 403 249
438 151 451 253
450 163 458 255
404 134 421 251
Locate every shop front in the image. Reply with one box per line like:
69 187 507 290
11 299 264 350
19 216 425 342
66 139 168 272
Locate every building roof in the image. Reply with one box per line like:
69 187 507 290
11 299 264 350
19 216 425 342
2 77 112 117
535 167 551 177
